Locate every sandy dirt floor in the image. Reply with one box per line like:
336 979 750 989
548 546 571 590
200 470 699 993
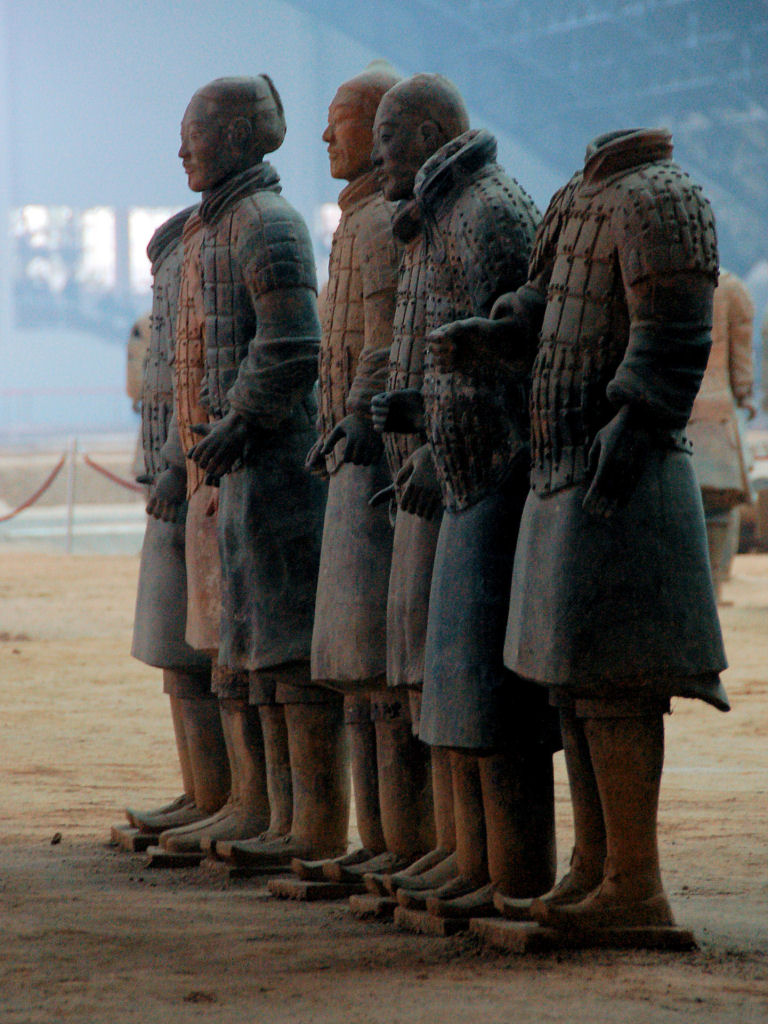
1 544 767 1023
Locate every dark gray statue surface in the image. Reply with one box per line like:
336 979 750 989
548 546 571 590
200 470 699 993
489 128 728 933
366 75 557 918
164 76 347 864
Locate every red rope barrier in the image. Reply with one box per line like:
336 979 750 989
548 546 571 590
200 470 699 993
82 454 145 494
0 454 68 523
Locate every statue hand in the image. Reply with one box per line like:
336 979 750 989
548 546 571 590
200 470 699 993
187 411 249 479
371 388 425 435
583 405 654 519
322 413 383 466
395 444 442 520
427 316 518 372
146 465 186 522
304 438 329 478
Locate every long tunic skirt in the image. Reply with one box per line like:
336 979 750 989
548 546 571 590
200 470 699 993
132 514 210 671
419 476 525 749
504 449 729 710
311 458 393 688
386 507 442 688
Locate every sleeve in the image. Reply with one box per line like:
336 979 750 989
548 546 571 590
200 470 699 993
226 197 322 429
460 186 540 317
347 202 400 416
606 177 719 427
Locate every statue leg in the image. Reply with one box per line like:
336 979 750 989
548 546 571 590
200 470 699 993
379 745 457 896
180 692 231 816
495 705 604 920
375 692 434 861
422 749 488 915
347 692 386 854
125 686 194 830
127 669 229 832
292 690 386 881
170 692 194 798
228 672 349 866
541 702 673 930
254 682 293 840
160 670 270 853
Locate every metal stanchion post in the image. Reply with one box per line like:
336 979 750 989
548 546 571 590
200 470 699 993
65 436 77 554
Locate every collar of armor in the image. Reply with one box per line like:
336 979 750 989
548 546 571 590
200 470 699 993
199 161 281 224
414 128 497 213
147 204 198 269
337 168 381 212
582 128 673 186
391 197 422 243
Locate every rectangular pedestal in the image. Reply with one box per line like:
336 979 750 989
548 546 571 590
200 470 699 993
268 878 366 901
144 845 204 869
348 894 397 920
394 906 469 936
470 918 698 953
200 856 288 880
109 824 157 853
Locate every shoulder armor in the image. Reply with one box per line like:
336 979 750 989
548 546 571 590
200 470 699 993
454 172 541 314
235 193 317 296
528 172 581 280
612 161 719 287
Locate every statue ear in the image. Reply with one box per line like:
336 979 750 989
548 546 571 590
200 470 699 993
418 119 441 153
228 116 253 153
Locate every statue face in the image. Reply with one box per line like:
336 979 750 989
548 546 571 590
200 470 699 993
179 92 237 192
371 95 429 201
322 93 373 182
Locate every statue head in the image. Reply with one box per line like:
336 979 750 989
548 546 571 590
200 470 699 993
372 73 469 201
322 60 400 183
178 75 286 192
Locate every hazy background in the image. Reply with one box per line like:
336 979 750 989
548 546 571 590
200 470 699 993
1 0 766 439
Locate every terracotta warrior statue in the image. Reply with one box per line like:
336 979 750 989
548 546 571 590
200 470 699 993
272 62 409 884
368 73 558 918
687 269 755 601
128 208 229 836
150 76 346 862
441 128 729 933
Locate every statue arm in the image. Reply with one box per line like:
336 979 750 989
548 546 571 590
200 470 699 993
226 285 321 430
724 275 755 406
608 186 718 428
226 202 321 431
345 208 398 417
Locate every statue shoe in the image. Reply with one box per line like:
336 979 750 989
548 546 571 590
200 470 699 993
229 833 345 868
291 847 377 881
387 850 457 895
125 794 192 829
133 800 208 835
426 882 497 919
532 882 675 932
323 849 408 883
493 867 598 922
158 800 239 854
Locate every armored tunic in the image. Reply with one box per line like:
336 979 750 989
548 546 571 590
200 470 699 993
503 129 728 709
175 211 210 498
193 163 326 672
688 270 754 504
311 171 398 687
401 130 543 748
131 207 209 672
